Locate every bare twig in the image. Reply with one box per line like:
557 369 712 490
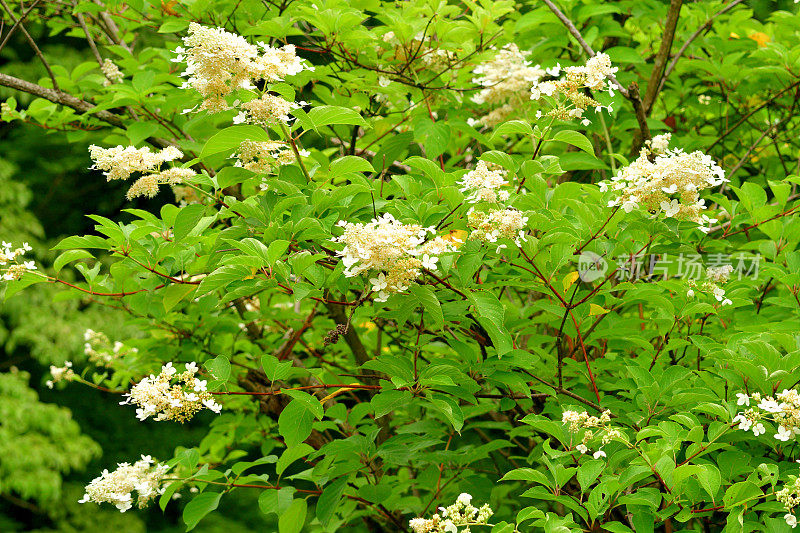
642 0 684 115
74 9 104 66
657 0 746 96
0 0 40 54
0 72 172 148
540 0 629 98
0 0 59 90
91 0 132 53
628 82 651 144
540 0 652 144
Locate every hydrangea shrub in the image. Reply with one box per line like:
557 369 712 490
3 0 800 531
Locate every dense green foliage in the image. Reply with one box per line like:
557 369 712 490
3 0 800 532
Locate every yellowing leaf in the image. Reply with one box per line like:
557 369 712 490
748 32 770 47
562 271 580 292
589 304 610 316
442 229 468 248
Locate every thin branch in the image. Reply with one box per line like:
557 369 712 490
74 9 104 66
91 0 132 53
0 0 40 54
657 0 746 96
540 0 629 98
0 0 59 90
709 80 800 151
0 72 172 148
642 0 684 115
540 0 652 144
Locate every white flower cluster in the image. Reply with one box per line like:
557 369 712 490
121 362 222 423
101 58 124 86
0 241 35 281
458 161 510 203
333 213 457 302
530 53 617 125
599 133 727 230
409 493 493 533
469 44 545 128
466 208 528 251
46 361 75 389
233 140 309 188
88 145 195 200
84 329 137 367
686 264 733 306
233 93 307 126
734 389 800 441
562 409 623 458
174 23 310 113
777 475 800 528
79 455 170 512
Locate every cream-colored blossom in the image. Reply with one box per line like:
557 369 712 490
126 168 196 200
0 241 36 281
79 455 170 512
46 361 75 389
121 362 222 422
174 23 310 112
601 135 727 228
233 139 306 174
409 493 493 533
459 161 510 203
84 329 137 367
233 93 304 126
332 214 456 301
470 44 545 127
467 208 528 247
101 59 124 86
88 145 183 182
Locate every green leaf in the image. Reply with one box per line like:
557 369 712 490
278 400 314 447
126 121 158 145
162 284 197 312
278 498 307 533
197 264 254 296
553 130 595 155
371 390 411 418
576 460 605 492
428 393 464 432
262 355 293 382
490 120 533 140
52 235 110 250
295 105 366 132
723 481 762 510
316 476 348 526
201 125 271 158
259 487 295 516
276 443 313 476
132 70 155 93
159 19 189 33
183 492 221 531
329 155 375 179
206 356 231 382
467 291 513 356
282 389 323 420
267 240 290 264
53 249 93 273
409 285 443 330
414 118 450 160
697 464 721 502
174 204 205 241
